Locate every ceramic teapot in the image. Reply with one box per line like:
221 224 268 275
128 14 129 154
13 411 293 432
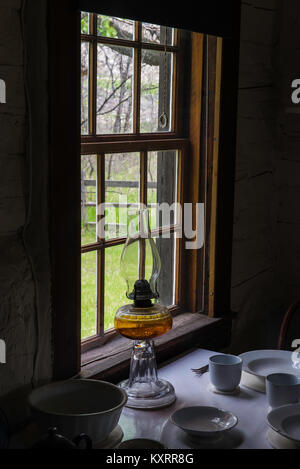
31 427 92 449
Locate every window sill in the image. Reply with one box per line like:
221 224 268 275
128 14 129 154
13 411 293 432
80 313 231 383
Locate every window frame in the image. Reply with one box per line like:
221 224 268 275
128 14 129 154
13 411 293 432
50 1 241 380
80 16 189 350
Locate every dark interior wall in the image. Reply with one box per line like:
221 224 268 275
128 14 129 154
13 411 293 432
230 0 282 352
276 1 300 309
0 0 52 424
231 0 300 353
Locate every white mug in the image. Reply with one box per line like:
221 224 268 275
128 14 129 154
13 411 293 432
266 373 300 409
209 354 243 392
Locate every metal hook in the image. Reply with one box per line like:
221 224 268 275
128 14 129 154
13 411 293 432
159 112 168 129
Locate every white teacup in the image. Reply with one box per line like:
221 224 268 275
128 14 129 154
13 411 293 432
209 354 243 392
266 373 300 410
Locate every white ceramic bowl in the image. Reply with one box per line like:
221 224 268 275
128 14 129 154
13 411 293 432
170 406 238 438
267 404 300 443
28 379 127 445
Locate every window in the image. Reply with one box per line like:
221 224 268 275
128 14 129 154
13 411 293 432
80 13 189 349
50 2 241 380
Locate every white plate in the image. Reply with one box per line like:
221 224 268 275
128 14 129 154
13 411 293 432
170 406 238 438
267 404 300 444
239 350 300 379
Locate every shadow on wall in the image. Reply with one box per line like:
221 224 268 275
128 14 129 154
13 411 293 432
230 307 286 355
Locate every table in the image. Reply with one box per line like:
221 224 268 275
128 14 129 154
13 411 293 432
10 348 273 449
119 348 272 449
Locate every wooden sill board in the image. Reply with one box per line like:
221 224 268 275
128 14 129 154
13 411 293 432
80 313 231 383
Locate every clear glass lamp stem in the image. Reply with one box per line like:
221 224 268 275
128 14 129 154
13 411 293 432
119 339 176 409
128 340 158 386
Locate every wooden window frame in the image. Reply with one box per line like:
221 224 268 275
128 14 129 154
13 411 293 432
50 1 241 380
80 17 189 351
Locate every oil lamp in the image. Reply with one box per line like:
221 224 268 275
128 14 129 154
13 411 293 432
114 209 176 409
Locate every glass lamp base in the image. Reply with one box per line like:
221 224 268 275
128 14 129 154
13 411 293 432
119 339 176 409
120 378 176 409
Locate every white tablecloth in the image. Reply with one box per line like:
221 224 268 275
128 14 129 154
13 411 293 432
119 348 271 449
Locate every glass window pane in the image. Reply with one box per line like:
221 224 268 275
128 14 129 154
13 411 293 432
81 251 97 339
104 244 125 331
81 12 90 34
147 150 178 229
142 23 174 45
81 41 90 135
97 15 134 40
81 155 97 245
105 153 140 239
152 233 177 307
97 45 134 134
104 238 176 333
140 50 173 133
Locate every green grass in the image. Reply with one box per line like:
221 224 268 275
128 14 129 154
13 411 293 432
81 227 130 339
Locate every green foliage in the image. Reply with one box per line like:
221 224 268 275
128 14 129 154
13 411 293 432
81 13 89 34
97 15 117 38
80 13 118 38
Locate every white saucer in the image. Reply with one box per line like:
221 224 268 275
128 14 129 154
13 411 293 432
170 406 238 439
160 417 243 449
208 384 240 396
